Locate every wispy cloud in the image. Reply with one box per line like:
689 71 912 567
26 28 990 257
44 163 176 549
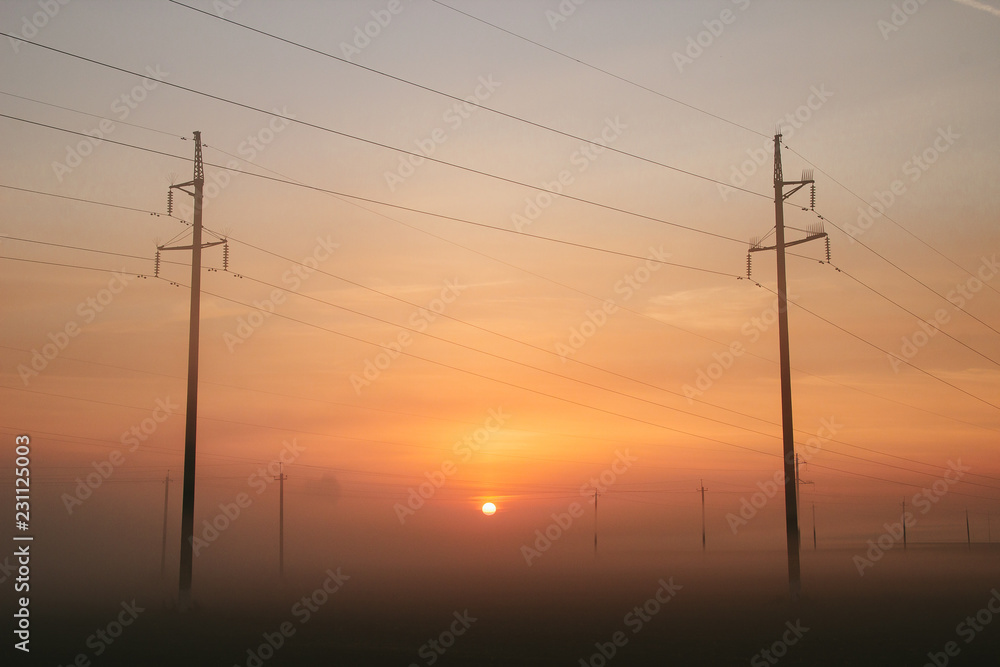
952 0 1000 18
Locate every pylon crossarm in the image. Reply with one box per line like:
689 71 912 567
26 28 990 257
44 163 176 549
749 232 827 254
158 240 226 252
781 181 812 201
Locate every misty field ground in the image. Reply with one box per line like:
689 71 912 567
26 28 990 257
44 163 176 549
13 544 1000 666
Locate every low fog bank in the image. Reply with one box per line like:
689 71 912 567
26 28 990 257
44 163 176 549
14 544 1000 665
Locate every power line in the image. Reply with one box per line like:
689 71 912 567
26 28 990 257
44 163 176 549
11 243 1000 487
0 343 636 447
0 424 650 492
9 219 1000 478
7 10 992 444
8 330 1000 501
0 393 625 474
7 381 999 504
0 255 149 277
426 0 770 140
0 183 166 215
6 306 997 490
213 268 788 443
3 112 996 456
785 142 1000 299
172 277 782 460
219 231 765 416
13 73 996 413
166 0 772 201
826 261 1000 368
0 89 184 140
0 33 762 247
816 210 1000 338
0 112 748 264
756 283 1000 412
0 174 771 435
184 275 1000 478
420 2 1000 334
202 265 1000 492
1 234 187 268
806 462 1000 503
9 177 992 446
182 206 1000 460
8 176 998 440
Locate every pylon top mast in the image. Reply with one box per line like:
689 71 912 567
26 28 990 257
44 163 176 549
193 130 204 184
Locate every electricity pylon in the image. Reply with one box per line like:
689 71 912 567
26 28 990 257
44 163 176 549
748 133 827 600
159 131 226 609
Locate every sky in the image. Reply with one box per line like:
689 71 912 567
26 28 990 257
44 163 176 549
2 0 1000 630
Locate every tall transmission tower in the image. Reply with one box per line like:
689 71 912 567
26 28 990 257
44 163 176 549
159 132 225 609
748 133 826 600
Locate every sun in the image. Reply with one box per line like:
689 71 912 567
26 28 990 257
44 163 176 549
481 502 497 516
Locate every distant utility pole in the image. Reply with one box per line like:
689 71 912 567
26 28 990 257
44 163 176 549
988 511 992 544
748 133 826 600
698 480 708 551
795 455 813 519
967 510 972 550
161 470 171 576
160 132 226 609
902 499 907 550
811 502 817 550
275 462 287 575
794 457 813 550
593 490 599 556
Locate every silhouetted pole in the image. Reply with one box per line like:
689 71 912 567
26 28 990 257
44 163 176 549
593 490 598 556
967 510 972 550
748 135 824 599
773 135 807 599
698 480 708 551
177 132 204 610
795 454 813 520
988 511 992 543
161 470 170 576
160 133 228 607
904 499 910 549
811 502 816 550
275 462 287 575
795 456 800 517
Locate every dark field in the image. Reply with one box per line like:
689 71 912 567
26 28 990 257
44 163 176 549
13 545 1000 666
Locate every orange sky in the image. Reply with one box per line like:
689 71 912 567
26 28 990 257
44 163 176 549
2 0 999 592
